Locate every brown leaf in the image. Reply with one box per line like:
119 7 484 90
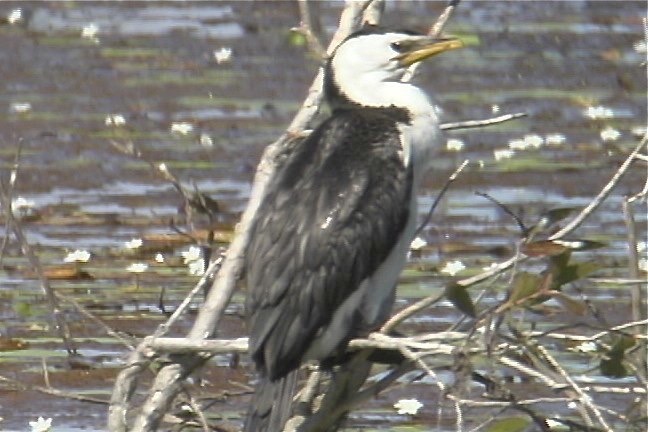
39 265 94 280
521 240 568 257
0 336 28 351
550 291 587 316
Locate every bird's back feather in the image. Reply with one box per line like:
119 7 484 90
246 107 413 380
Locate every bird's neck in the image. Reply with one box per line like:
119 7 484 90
326 67 436 118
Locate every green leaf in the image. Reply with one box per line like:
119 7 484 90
610 335 637 354
509 272 542 304
485 416 532 432
444 283 476 317
600 335 636 378
550 291 587 316
553 261 601 288
13 301 33 317
287 30 307 47
600 354 627 378
536 207 579 230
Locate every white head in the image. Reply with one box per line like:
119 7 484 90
327 29 462 115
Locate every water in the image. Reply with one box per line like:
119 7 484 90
0 1 645 430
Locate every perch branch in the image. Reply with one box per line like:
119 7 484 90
113 2 380 431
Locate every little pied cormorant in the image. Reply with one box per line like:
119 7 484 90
244 27 462 431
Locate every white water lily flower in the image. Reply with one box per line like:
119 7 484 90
64 249 91 263
200 133 214 148
600 127 621 142
181 246 202 264
410 237 427 251
155 253 165 263
639 258 648 273
523 134 544 149
572 341 597 353
440 260 466 276
10 102 31 113
545 133 566 146
188 259 205 276
81 23 99 39
445 138 464 152
214 47 233 64
171 122 194 135
631 126 646 138
7 8 22 24
584 106 614 120
126 263 148 273
124 238 143 249
105 114 126 126
508 139 528 150
29 416 52 432
394 398 423 415
10 196 35 214
494 148 515 161
158 162 168 173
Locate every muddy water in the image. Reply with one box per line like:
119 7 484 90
0 1 646 431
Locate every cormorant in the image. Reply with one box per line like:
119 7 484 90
244 27 462 431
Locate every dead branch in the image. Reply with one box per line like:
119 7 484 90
441 112 527 130
109 2 380 430
0 374 108 405
0 178 78 358
295 0 326 58
549 135 647 240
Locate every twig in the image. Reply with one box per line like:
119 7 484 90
530 319 648 342
182 388 210 432
622 198 646 326
402 0 460 82
415 159 469 238
549 135 647 240
441 112 527 130
497 356 566 390
0 374 108 405
381 292 445 333
296 0 326 58
536 345 614 432
57 292 136 350
0 179 77 357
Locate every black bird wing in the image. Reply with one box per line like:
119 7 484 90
246 108 413 380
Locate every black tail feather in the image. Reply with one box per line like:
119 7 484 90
244 370 298 432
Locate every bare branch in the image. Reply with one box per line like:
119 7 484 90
441 112 527 130
295 0 326 58
549 135 647 240
0 179 78 358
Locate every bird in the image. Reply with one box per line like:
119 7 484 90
244 26 462 431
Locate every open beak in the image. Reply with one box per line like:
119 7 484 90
396 37 463 67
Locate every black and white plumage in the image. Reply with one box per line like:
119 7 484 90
244 27 461 431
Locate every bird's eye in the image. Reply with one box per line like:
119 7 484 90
390 41 405 53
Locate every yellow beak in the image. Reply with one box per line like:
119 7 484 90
396 37 463 67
